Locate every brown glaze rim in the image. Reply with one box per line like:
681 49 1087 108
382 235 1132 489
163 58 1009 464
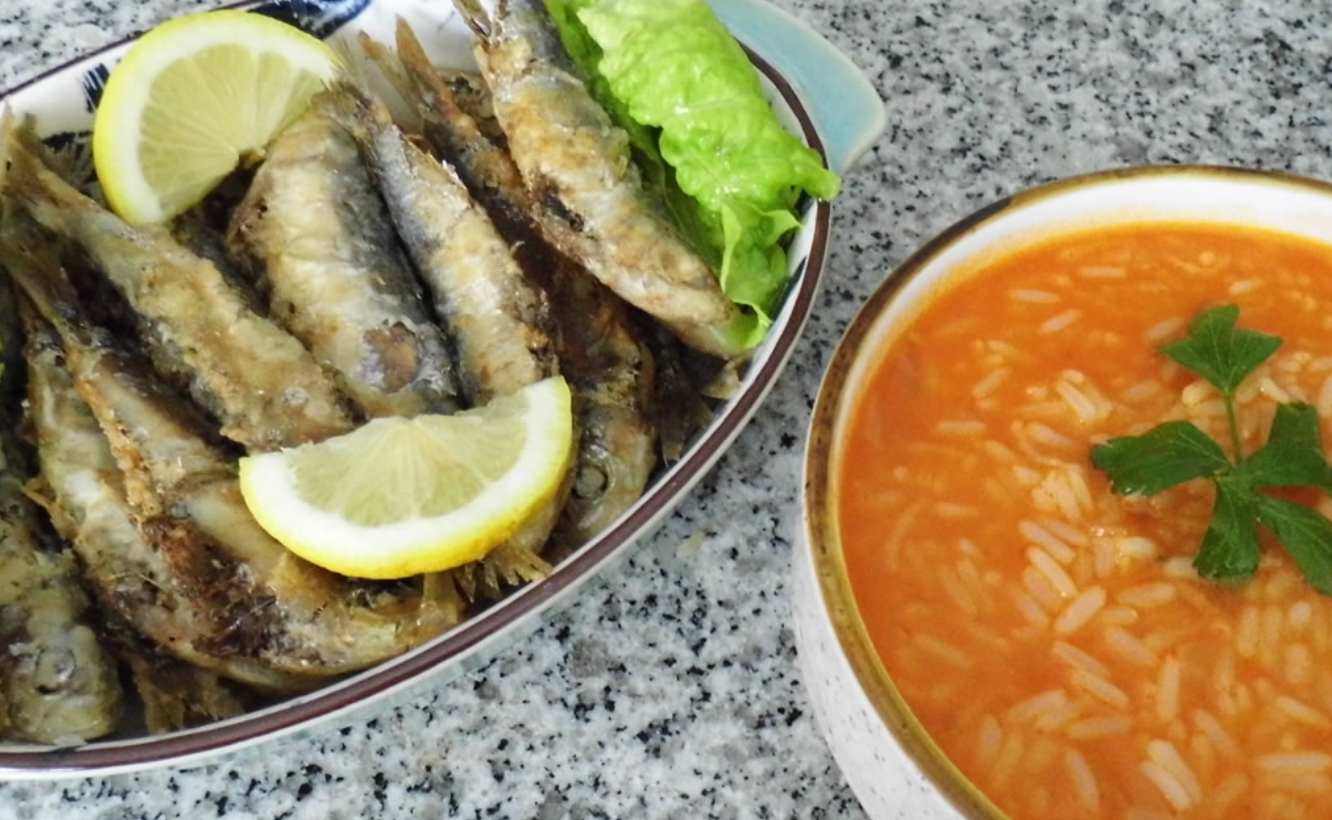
0 10 833 775
802 164 1332 820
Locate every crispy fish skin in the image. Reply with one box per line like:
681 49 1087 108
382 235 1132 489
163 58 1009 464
1 120 354 451
330 83 556 403
390 21 656 542
453 0 743 358
21 306 315 691
0 403 122 743
7 235 463 678
227 97 461 418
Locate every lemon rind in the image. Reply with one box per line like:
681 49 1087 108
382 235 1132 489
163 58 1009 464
93 9 341 224
239 378 575 579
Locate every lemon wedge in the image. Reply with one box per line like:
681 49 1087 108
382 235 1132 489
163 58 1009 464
92 10 341 224
239 378 575 579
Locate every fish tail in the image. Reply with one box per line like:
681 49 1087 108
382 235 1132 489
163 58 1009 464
356 29 415 106
450 0 496 38
394 20 450 106
0 226 87 346
0 115 85 236
324 80 393 148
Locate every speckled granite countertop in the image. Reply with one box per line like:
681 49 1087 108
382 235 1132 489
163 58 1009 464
5 0 1332 818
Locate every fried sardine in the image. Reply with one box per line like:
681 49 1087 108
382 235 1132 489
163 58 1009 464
227 97 461 419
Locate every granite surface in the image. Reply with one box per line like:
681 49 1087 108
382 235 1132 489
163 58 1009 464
4 0 1332 818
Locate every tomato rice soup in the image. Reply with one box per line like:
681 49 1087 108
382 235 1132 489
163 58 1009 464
839 224 1332 820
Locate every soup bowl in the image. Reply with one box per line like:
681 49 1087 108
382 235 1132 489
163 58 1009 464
795 166 1332 819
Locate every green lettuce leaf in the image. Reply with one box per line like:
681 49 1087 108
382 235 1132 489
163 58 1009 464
546 0 840 347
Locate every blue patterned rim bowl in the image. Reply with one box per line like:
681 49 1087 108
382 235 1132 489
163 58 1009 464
0 0 885 778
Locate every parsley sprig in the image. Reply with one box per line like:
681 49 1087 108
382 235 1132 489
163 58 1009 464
1090 305 1332 595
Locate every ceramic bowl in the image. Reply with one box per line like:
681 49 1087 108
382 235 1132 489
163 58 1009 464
794 167 1332 819
0 0 885 777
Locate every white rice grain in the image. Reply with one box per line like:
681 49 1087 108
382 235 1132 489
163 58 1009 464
1079 264 1127 279
1054 587 1107 635
1156 656 1182 723
1098 606 1140 627
977 715 1002 763
1055 380 1098 422
1028 547 1078 598
1115 536 1159 563
1020 520 1076 564
1105 627 1159 666
1284 643 1313 685
1209 773 1249 816
914 634 972 669
1010 288 1060 303
1228 277 1262 295
972 368 1011 399
984 440 1017 462
1256 752 1332 773
1261 771 1332 794
1145 317 1185 343
935 419 987 436
939 567 978 616
1007 689 1068 723
1162 556 1199 579
1181 379 1215 406
1041 518 1090 547
1066 749 1100 810
1093 537 1115 578
1275 695 1332 728
1290 600 1314 629
1022 566 1064 613
1260 605 1284 662
1192 709 1240 758
1116 582 1177 609
1053 640 1111 679
991 733 1025 786
1027 422 1076 450
935 503 978 519
1071 667 1130 709
1015 591 1052 628
883 501 923 568
1121 380 1164 402
1237 605 1261 658
1040 309 1083 334
1066 715 1131 739
1148 739 1202 803
1140 760 1194 811
1317 374 1332 419
1260 377 1293 403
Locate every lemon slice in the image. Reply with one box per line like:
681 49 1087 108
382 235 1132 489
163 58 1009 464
93 10 341 224
239 378 575 579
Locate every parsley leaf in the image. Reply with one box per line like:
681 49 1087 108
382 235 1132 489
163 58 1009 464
1239 403 1332 492
1255 495 1332 595
1091 421 1229 496
1090 304 1332 596
1160 304 1282 398
1193 475 1261 583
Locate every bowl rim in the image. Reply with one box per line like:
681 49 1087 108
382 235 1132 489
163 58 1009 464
801 163 1332 820
0 3 832 775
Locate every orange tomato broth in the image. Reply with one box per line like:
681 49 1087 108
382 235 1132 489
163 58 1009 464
839 223 1332 820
